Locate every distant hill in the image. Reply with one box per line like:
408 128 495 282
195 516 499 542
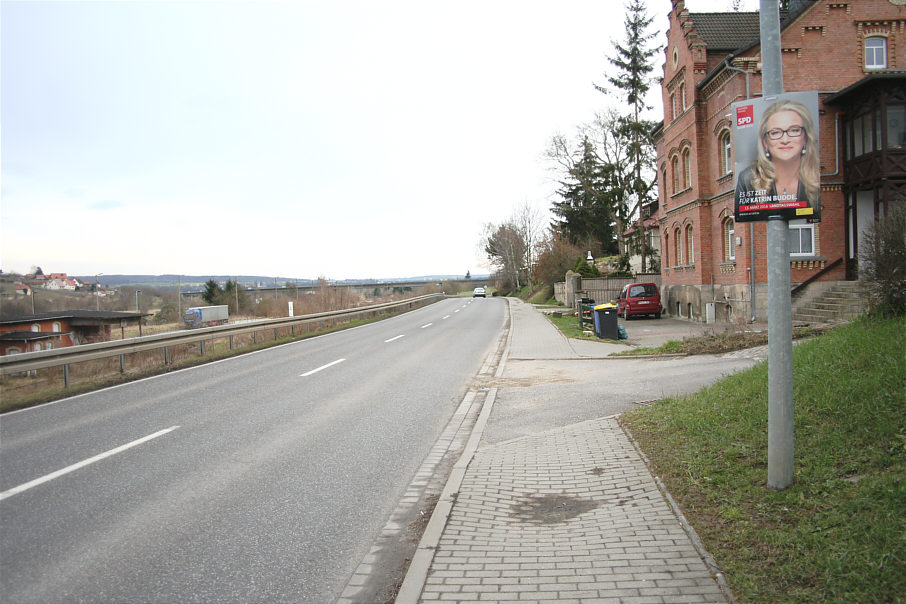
77 274 489 288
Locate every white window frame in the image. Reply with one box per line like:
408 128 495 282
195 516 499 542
789 221 815 257
720 131 732 175
865 37 887 70
725 219 736 261
674 228 682 266
685 225 694 265
682 148 691 189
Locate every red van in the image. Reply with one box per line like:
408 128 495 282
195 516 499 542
616 282 661 319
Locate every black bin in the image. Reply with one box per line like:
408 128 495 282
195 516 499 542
593 304 619 340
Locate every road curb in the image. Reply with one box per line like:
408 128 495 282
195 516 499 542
394 299 513 604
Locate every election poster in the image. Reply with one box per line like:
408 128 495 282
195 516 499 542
732 91 821 223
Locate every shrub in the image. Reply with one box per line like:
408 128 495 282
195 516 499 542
573 258 600 277
860 205 906 316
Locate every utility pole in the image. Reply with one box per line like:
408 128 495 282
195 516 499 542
761 0 795 490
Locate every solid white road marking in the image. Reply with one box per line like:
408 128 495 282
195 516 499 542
420 323 433 329
301 358 346 377
384 335 406 343
0 426 180 502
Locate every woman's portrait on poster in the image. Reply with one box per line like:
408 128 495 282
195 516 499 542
734 98 820 222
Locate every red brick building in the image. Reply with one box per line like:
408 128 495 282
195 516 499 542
0 311 144 356
653 0 905 322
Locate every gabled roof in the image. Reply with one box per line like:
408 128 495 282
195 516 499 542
689 12 760 51
688 1 818 55
692 1 819 91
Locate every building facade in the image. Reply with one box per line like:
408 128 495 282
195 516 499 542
654 0 905 322
0 311 145 356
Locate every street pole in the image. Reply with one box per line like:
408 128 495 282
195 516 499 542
136 290 143 337
760 0 795 490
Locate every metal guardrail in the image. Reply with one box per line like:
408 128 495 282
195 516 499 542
0 294 444 378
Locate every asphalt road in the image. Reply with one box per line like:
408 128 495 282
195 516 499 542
0 296 506 603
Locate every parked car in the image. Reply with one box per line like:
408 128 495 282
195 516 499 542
615 282 661 319
473 287 486 298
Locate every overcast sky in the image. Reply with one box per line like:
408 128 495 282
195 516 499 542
1 0 757 280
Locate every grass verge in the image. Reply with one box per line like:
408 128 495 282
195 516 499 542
620 316 906 602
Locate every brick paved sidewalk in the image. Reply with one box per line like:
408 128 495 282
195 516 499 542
409 416 730 603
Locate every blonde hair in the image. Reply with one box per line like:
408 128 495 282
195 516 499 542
752 99 820 203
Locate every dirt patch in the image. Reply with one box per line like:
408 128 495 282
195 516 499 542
509 493 600 525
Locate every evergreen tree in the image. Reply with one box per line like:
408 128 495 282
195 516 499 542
202 279 222 305
599 0 659 270
551 137 619 255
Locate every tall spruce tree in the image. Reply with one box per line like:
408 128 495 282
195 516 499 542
598 0 658 271
551 137 619 255
202 279 223 305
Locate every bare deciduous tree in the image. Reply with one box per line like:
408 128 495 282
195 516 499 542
481 202 545 293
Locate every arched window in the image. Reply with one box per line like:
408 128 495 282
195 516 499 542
52 322 62 332
679 82 686 110
31 324 40 332
674 227 682 265
664 232 670 267
671 155 680 194
685 224 694 265
682 148 692 190
723 217 736 261
719 130 732 175
865 37 887 70
661 167 667 201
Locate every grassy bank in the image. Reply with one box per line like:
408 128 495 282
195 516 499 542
621 316 906 602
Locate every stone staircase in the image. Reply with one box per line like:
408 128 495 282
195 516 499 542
792 281 869 325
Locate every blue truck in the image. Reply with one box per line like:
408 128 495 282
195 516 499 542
183 305 229 329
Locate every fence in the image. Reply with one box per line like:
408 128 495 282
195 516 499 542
554 275 662 307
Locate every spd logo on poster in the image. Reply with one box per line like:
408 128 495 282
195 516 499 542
736 104 754 128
